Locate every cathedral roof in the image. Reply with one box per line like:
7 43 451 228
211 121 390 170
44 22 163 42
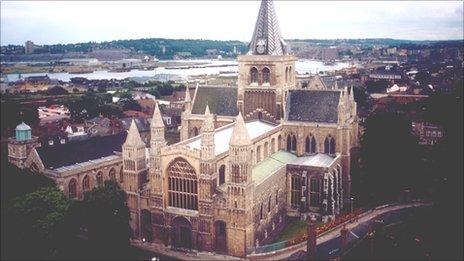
191 86 238 116
286 90 341 123
248 0 288 55
36 132 126 169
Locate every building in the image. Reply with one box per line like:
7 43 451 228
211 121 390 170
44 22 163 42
25 40 35 54
8 0 359 257
411 121 444 145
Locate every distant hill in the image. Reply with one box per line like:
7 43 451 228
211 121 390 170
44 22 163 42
1 37 462 60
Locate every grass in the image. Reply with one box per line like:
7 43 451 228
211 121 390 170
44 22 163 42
271 219 324 243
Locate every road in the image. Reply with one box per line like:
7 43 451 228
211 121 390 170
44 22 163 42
285 203 431 260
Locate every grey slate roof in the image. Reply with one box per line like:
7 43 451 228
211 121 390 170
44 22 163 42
286 90 340 123
248 0 288 55
36 132 127 169
191 86 238 116
120 117 150 133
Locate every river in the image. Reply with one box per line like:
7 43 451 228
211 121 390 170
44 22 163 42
6 59 353 82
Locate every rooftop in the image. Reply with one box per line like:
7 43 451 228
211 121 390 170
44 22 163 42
252 150 296 184
286 90 340 123
184 120 277 156
191 86 238 116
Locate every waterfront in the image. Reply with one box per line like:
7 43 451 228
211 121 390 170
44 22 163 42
5 59 353 82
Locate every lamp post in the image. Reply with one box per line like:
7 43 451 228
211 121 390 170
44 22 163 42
350 197 354 214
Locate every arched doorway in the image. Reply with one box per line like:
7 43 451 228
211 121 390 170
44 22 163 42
214 220 227 253
171 217 192 249
141 209 152 242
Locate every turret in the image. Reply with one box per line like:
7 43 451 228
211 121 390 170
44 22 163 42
184 84 192 113
122 119 147 192
8 122 40 169
201 105 215 160
150 102 166 196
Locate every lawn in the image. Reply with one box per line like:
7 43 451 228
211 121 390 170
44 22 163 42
272 219 323 243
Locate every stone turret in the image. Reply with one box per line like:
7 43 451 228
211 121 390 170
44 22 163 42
180 84 194 141
122 119 147 193
184 84 192 113
8 122 40 168
201 105 215 160
150 102 166 205
227 112 255 256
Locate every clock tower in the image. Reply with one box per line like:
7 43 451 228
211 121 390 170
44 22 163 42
237 0 297 123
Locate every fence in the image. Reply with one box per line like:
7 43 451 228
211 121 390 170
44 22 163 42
247 208 364 255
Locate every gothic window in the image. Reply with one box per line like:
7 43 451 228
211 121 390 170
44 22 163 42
167 158 198 210
324 136 336 154
291 135 297 151
264 142 268 158
305 135 317 154
258 111 263 120
231 165 240 183
286 135 291 151
268 196 272 212
218 165 226 185
291 175 302 208
96 171 103 186
278 135 282 150
109 167 116 180
256 146 261 163
309 178 321 207
275 190 279 205
82 175 90 193
68 178 77 199
262 67 270 84
119 166 124 183
192 127 199 137
270 138 275 154
285 67 289 82
260 204 263 220
250 67 258 83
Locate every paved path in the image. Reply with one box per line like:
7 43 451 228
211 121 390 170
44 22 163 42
132 202 431 261
250 201 432 260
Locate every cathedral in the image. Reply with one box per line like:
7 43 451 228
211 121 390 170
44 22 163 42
7 0 358 257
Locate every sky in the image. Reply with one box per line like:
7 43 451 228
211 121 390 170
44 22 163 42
1 1 463 46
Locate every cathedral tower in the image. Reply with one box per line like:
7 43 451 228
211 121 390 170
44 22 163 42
237 0 297 123
149 102 166 209
122 119 148 193
226 112 255 256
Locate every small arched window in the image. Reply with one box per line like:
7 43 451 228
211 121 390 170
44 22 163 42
250 67 258 83
109 168 116 180
285 67 289 82
286 135 291 151
256 146 261 163
305 135 317 154
291 135 297 151
324 136 336 155
330 137 336 155
219 165 226 185
96 171 103 186
68 178 77 199
311 136 317 153
268 196 272 212
119 166 124 183
260 204 263 220
262 67 270 84
82 175 90 193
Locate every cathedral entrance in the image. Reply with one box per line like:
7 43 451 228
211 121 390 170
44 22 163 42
171 217 192 249
214 220 227 253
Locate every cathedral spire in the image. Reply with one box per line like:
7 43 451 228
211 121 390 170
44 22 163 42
184 84 191 102
248 0 287 55
230 112 252 146
125 119 145 147
202 104 215 132
151 102 164 128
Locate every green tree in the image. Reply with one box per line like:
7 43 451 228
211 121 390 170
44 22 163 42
118 92 141 111
4 187 70 259
47 86 69 95
69 180 131 259
99 103 123 118
0 100 39 137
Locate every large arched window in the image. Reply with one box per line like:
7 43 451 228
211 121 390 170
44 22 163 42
305 135 317 154
291 175 301 208
262 67 270 84
264 142 269 158
68 178 77 199
109 167 116 180
193 127 199 137
309 178 321 207
250 67 258 83
256 146 261 163
82 175 90 193
96 171 103 186
324 136 336 155
167 158 198 210
218 165 226 185
278 135 282 150
270 138 275 154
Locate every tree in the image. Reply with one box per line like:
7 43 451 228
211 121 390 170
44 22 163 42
0 100 39 137
118 92 141 111
97 86 107 93
365 80 389 94
355 111 422 206
47 86 69 95
69 180 131 259
4 187 70 259
99 104 123 118
72 88 80 93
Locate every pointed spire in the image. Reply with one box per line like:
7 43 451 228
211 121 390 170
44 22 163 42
202 104 215 132
184 84 191 102
151 102 164 128
230 112 252 146
125 119 145 146
248 0 287 55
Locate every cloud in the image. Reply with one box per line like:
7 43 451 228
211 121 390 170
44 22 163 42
1 1 462 45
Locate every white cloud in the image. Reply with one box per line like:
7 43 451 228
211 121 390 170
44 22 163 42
1 1 462 45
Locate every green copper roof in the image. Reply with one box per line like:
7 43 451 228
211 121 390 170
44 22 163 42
252 150 297 184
